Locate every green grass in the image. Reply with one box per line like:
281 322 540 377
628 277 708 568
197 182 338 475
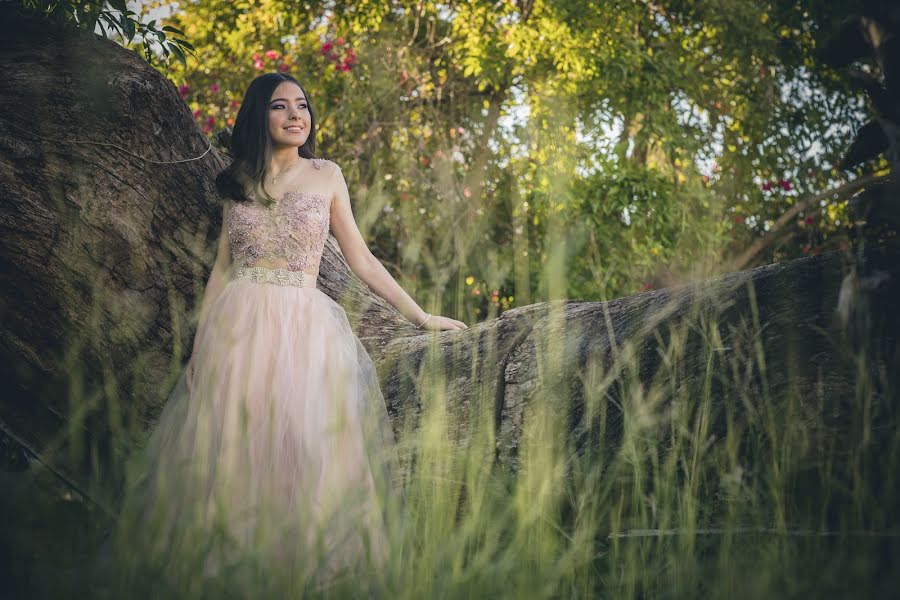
2 257 898 600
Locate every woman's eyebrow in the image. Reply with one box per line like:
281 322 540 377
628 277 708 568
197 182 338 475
269 97 307 103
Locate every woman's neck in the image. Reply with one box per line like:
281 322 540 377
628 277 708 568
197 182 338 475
269 146 301 172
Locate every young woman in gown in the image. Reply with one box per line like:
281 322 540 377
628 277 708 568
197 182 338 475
112 72 467 594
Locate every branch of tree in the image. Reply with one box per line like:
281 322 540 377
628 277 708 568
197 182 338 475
731 172 887 271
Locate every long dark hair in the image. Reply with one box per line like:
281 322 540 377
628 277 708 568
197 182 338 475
215 72 317 204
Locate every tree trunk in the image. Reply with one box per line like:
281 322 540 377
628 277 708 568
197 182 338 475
1 7 898 510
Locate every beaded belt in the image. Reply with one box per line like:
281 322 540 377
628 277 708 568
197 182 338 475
234 265 318 288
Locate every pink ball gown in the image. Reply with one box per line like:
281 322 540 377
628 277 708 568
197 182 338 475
115 158 402 592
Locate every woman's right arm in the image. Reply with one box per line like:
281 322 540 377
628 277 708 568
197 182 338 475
189 200 233 367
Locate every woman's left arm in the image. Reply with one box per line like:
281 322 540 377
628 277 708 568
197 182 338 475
328 163 467 331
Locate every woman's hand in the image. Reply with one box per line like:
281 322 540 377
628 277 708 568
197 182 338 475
420 314 468 331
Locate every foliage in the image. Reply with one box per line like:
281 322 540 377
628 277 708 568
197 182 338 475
29 0 872 317
18 0 194 66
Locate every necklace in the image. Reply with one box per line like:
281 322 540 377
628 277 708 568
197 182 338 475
270 156 302 185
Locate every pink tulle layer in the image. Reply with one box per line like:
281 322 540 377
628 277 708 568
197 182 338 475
118 273 402 586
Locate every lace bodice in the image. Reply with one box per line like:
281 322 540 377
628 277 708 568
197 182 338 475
227 158 333 274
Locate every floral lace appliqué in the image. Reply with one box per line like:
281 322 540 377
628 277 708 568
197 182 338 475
227 158 333 274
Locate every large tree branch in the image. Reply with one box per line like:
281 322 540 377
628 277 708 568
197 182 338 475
731 172 886 271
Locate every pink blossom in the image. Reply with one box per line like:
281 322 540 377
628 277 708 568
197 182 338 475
278 63 290 72
779 178 792 191
178 84 190 97
265 50 280 60
320 42 333 54
209 83 219 92
761 181 773 192
205 116 215 127
254 59 265 70
335 37 345 45
252 53 261 61
192 109 201 118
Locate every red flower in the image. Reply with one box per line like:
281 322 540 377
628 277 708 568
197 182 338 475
278 63 290 72
320 42 333 54
209 83 219 92
335 37 345 45
192 109 201 118
803 215 814 225
761 181 773 192
205 116 215 127
641 282 653 291
178 84 190 97
779 178 792 191
265 50 280 60
254 59 265 70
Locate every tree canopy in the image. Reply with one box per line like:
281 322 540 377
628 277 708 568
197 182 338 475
102 0 872 319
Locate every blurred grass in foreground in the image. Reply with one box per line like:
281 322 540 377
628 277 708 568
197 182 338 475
2 251 898 599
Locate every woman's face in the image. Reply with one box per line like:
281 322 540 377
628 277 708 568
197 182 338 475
267 81 311 149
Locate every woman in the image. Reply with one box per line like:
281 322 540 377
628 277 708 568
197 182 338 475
114 72 467 594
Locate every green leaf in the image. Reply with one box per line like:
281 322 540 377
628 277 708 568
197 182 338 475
169 43 187 67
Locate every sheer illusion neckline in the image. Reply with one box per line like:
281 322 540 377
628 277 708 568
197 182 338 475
247 189 329 208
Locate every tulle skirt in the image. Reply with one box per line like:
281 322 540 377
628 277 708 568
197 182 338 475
113 266 404 594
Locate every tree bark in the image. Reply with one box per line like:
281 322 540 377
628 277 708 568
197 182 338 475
1 7 898 509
